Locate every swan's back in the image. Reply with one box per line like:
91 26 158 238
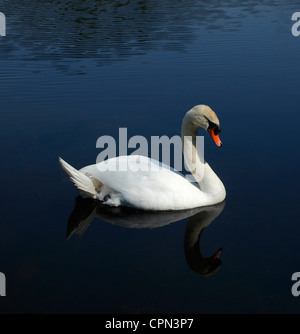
80 155 207 210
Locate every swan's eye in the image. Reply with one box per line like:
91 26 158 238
207 118 221 135
213 126 221 135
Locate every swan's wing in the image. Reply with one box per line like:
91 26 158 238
59 157 102 197
80 155 203 210
81 155 187 193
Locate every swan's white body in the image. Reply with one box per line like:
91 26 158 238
59 105 226 211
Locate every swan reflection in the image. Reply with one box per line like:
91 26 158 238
66 197 225 276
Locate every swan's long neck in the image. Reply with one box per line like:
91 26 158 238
181 114 226 203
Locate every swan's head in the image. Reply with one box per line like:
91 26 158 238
186 105 222 147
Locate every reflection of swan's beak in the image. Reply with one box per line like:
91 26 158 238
212 248 222 262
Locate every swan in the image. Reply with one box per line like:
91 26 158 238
59 105 226 211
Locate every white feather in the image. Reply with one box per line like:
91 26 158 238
59 157 101 198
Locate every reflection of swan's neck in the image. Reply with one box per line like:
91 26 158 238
181 115 225 202
184 203 225 276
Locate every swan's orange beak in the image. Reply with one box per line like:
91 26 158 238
208 129 222 147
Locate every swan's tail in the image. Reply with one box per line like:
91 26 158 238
59 157 102 198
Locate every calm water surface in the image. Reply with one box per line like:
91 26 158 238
0 0 300 314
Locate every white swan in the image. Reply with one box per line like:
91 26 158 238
59 105 226 211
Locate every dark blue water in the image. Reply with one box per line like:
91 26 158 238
1 0 300 314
